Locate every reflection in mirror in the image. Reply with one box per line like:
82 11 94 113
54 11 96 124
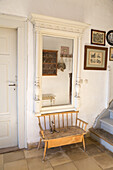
42 36 73 107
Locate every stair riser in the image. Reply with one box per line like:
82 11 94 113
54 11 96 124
90 133 113 153
110 111 113 119
101 122 113 135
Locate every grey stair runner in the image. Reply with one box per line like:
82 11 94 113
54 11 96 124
100 117 113 135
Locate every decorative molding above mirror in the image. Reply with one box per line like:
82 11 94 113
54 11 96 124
30 14 89 115
30 13 89 34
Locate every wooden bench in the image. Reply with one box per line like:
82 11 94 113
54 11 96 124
37 111 88 160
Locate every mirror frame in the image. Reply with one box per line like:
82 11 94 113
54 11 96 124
30 14 89 115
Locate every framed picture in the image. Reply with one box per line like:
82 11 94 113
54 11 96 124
109 47 113 61
60 46 72 58
42 50 58 76
84 45 108 70
91 29 106 46
106 30 113 46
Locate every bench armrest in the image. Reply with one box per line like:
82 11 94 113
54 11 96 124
77 118 88 131
38 123 45 139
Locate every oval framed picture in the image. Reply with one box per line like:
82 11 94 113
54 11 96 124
106 30 113 46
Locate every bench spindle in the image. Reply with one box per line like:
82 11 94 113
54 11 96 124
58 114 60 128
76 113 78 126
82 122 84 129
44 116 46 130
53 115 55 128
79 120 81 127
62 113 64 128
71 113 73 126
67 114 68 127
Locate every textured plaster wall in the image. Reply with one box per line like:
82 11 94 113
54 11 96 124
0 0 113 144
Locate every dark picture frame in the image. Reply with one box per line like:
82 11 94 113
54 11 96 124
91 29 106 46
109 47 113 61
84 45 108 70
42 50 58 76
106 30 113 46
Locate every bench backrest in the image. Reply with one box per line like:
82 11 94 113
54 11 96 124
37 111 79 130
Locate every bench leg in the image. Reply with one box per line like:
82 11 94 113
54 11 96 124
38 137 42 150
43 141 47 161
82 135 85 151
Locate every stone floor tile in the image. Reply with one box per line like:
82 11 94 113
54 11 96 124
4 159 28 170
74 157 102 170
27 157 53 170
24 148 43 159
47 147 61 155
0 165 3 170
94 153 113 169
105 150 113 158
86 144 103 156
0 155 3 166
3 150 25 163
85 137 97 145
65 147 88 161
61 144 78 151
104 167 113 170
48 151 71 167
54 162 78 170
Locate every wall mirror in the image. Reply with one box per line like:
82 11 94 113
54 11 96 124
30 14 88 115
42 35 73 108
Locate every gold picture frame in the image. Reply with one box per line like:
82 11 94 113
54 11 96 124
109 47 113 61
84 45 108 70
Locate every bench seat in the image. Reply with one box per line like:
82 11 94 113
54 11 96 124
44 126 86 140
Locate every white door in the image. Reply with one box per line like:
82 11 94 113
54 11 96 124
0 27 17 148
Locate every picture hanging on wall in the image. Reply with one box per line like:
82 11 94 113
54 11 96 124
109 47 113 61
91 29 106 46
60 46 72 58
84 45 108 70
106 30 113 46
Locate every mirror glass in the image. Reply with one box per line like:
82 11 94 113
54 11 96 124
42 35 73 107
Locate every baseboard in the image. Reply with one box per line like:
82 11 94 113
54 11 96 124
0 146 19 154
27 141 44 150
27 142 38 150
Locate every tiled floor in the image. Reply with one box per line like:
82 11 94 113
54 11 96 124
1 137 113 170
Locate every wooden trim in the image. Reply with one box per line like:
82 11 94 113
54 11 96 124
37 110 79 117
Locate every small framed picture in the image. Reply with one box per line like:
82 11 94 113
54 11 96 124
91 29 106 46
109 47 113 61
106 30 113 46
84 45 108 70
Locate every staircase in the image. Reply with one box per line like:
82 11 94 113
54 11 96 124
90 101 113 152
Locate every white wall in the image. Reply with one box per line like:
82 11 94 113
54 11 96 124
1 0 113 144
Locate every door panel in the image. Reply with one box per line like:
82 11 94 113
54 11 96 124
0 27 17 148
0 64 8 113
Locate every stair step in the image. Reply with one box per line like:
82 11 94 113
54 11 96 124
90 128 113 152
100 118 113 135
90 128 113 146
109 109 113 119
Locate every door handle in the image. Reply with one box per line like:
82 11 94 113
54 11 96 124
8 84 16 86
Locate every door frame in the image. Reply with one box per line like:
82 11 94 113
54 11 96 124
0 14 27 148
